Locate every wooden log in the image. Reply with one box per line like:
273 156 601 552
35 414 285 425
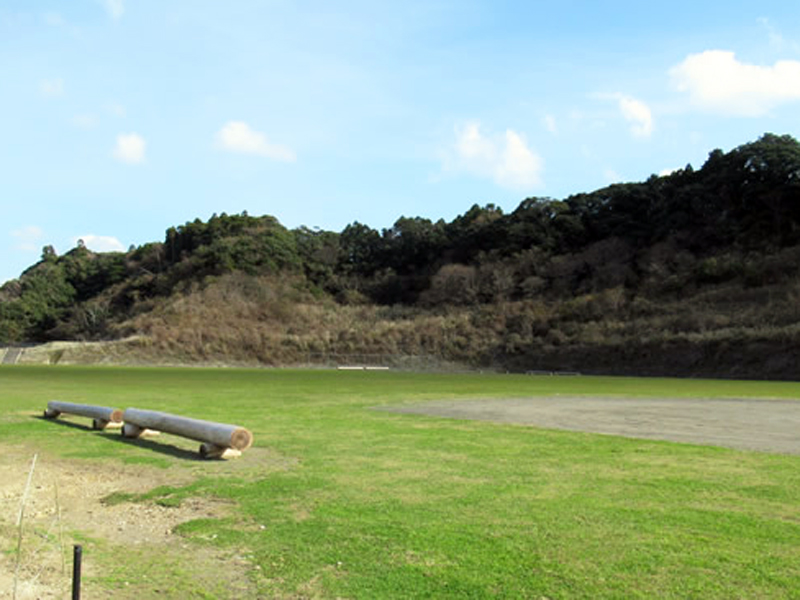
44 401 123 424
122 408 253 451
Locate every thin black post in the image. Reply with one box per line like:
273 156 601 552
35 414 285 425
72 544 82 600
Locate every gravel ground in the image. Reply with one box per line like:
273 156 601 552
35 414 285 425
381 396 800 455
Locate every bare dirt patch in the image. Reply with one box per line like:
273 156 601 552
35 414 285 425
0 442 293 598
380 396 800 455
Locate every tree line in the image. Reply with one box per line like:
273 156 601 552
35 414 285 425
2 132 800 343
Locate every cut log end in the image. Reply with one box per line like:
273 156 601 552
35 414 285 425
121 423 140 438
43 409 61 419
109 409 124 423
230 428 254 451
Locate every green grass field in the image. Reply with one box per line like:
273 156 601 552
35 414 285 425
2 366 800 598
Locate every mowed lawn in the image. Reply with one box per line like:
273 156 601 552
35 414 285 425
1 366 800 598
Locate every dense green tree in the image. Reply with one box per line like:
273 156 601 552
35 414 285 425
382 216 447 274
732 133 800 244
338 222 384 276
294 226 341 290
164 213 300 275
0 262 76 340
444 203 506 263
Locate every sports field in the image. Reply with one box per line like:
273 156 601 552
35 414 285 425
1 366 799 598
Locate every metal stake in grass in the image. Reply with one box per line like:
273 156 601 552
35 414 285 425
72 544 82 600
13 453 38 600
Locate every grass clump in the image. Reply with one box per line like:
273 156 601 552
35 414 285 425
100 492 137 506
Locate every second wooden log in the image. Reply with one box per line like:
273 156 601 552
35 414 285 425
121 408 253 451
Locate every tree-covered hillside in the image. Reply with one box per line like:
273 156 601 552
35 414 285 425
2 133 800 378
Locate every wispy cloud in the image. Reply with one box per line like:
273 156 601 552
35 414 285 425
43 12 64 27
758 17 800 54
72 235 126 252
603 169 622 185
670 50 800 116
42 11 81 37
616 95 653 137
101 0 124 20
106 103 127 118
543 114 558 135
40 78 64 97
447 122 543 190
113 133 146 164
216 121 297 162
12 226 45 252
72 114 98 129
593 93 653 137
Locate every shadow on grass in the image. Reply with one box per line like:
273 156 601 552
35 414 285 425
34 415 207 461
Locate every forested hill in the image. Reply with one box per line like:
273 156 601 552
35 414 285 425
2 133 800 378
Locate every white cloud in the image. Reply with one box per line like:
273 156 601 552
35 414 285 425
449 122 543 190
101 0 124 20
496 130 543 189
113 133 146 164
12 226 45 252
40 78 64 97
543 114 558 135
670 50 800 116
72 235 126 252
593 93 653 137
617 95 653 137
216 121 296 162
659 167 680 177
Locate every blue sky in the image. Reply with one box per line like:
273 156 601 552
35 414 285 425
3 0 800 283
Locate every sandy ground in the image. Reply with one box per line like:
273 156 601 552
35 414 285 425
381 396 800 455
0 432 294 599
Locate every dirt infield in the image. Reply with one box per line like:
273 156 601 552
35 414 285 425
381 396 800 455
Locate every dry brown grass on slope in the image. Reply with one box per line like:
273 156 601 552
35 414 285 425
113 273 800 376
120 274 501 366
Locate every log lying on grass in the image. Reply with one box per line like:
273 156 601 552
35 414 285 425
43 401 124 430
121 408 253 458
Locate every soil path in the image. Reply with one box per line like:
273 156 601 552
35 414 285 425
381 396 800 454
0 440 292 599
